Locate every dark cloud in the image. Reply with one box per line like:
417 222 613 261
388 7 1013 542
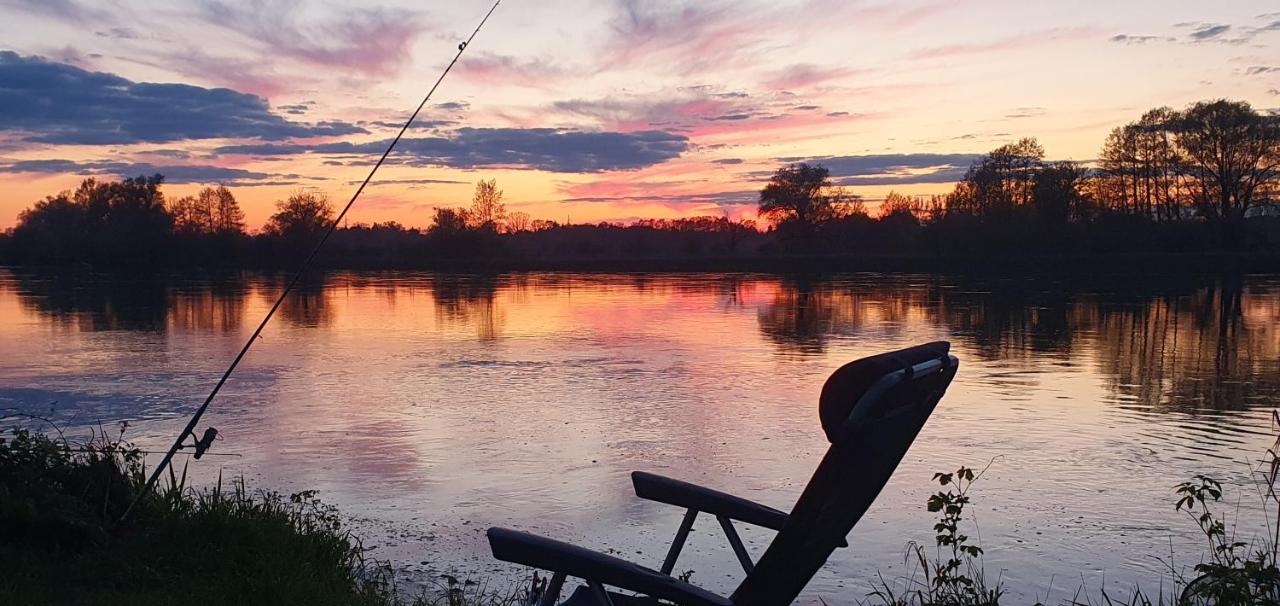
220 128 690 173
0 158 299 185
1109 34 1174 44
435 101 469 111
1245 66 1279 76
362 119 456 130
1189 24 1230 40
827 111 849 117
0 51 367 144
94 27 139 40
705 113 752 121
786 153 980 187
277 102 313 115
712 158 744 165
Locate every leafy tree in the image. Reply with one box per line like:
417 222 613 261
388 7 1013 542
1033 161 1087 231
468 179 506 232
266 191 334 242
758 163 858 230
431 207 470 234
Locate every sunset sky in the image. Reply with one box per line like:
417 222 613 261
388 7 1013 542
0 0 1277 230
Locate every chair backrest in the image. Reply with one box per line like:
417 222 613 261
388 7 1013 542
731 342 958 606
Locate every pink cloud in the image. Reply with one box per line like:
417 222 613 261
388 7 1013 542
762 64 869 91
458 52 573 89
600 1 768 74
200 2 428 77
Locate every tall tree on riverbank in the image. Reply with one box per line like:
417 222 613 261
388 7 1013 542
1172 100 1280 247
759 163 859 228
171 186 245 236
469 179 506 233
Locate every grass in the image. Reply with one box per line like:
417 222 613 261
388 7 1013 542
0 423 451 606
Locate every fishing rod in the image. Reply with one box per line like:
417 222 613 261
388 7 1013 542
120 0 505 521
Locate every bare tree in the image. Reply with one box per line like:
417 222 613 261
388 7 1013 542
1172 100 1280 245
504 211 531 233
469 179 506 232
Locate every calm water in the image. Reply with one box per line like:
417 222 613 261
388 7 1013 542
3 268 1279 602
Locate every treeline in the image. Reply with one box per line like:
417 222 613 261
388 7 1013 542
1 99 1277 268
758 99 1280 256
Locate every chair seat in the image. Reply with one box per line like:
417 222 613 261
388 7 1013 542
559 585 663 606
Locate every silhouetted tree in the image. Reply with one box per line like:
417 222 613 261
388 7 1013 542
949 138 1045 218
469 179 506 232
879 191 928 220
505 211 531 233
758 163 861 251
172 186 244 236
1033 161 1087 229
12 192 85 259
1099 108 1184 221
1171 100 1280 247
265 191 334 243
431 207 470 234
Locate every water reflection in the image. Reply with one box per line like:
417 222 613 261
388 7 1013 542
430 273 504 340
751 274 1280 413
274 273 334 328
11 270 173 331
3 268 1280 601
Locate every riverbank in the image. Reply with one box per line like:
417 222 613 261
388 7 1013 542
4 251 1280 275
0 427 463 606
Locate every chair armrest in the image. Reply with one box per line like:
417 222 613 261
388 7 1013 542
631 471 789 531
487 527 731 606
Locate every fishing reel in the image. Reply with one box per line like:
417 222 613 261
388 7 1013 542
178 427 219 460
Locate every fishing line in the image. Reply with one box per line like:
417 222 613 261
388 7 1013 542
121 0 505 520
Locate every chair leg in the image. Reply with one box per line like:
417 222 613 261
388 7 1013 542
539 572 566 606
588 580 616 606
660 508 698 575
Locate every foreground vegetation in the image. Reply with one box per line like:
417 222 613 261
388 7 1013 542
6 414 1280 605
0 424 512 605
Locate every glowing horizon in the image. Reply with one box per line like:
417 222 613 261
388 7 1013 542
0 0 1276 231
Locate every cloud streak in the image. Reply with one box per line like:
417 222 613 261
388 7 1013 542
787 153 980 186
216 127 690 173
0 158 300 184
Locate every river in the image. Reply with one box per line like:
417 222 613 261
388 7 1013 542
2 269 1278 603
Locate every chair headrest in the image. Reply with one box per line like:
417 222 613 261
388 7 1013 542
818 341 951 442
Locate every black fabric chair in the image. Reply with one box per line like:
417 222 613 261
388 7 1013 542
488 342 959 606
